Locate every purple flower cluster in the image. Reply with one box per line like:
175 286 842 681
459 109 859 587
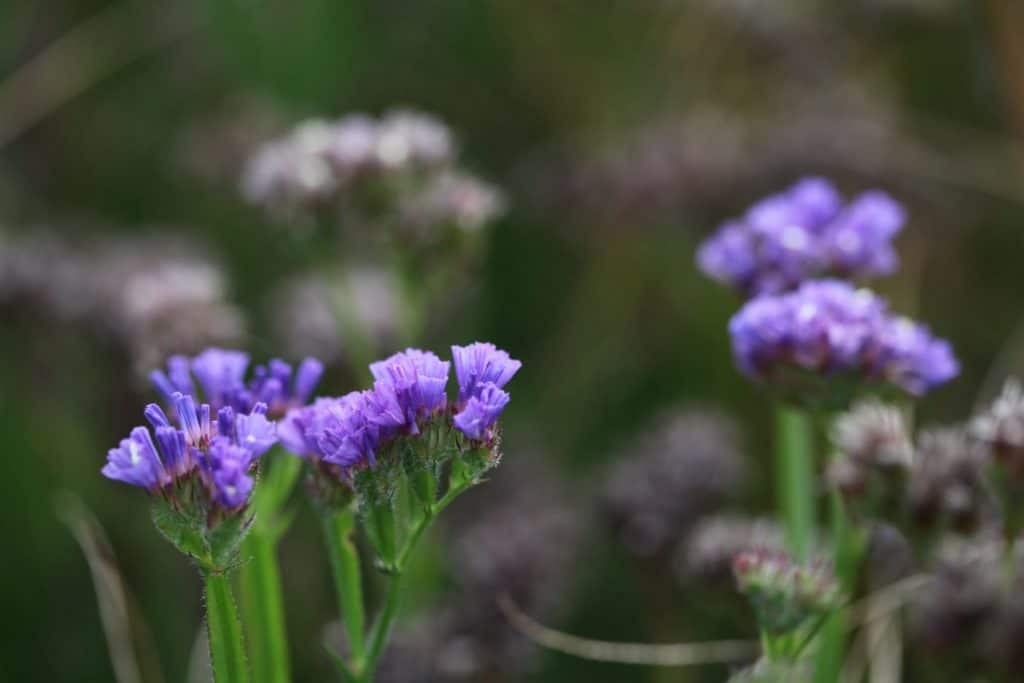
151 347 324 418
698 177 905 296
729 280 958 396
281 343 520 477
104 348 324 510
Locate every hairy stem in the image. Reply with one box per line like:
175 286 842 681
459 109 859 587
205 571 250 683
323 507 367 672
239 531 290 683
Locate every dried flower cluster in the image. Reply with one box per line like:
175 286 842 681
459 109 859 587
241 110 504 237
0 230 245 370
602 408 746 556
733 549 843 636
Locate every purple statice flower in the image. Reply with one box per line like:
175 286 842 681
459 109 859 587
151 348 324 418
102 427 169 490
298 391 388 469
370 349 450 434
451 342 521 405
190 348 250 409
697 177 906 296
451 342 520 443
453 383 511 441
103 394 278 511
729 279 958 396
281 343 520 485
206 438 257 509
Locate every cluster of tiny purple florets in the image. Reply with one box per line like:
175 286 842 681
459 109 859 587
279 343 520 479
103 349 324 510
698 177 905 297
729 280 958 396
697 177 959 398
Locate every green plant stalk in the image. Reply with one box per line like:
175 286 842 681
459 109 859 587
238 453 302 683
775 404 816 562
358 479 473 681
323 507 367 672
205 571 250 683
239 531 290 683
815 476 866 682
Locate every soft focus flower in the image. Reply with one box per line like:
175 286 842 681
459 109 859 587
971 379 1024 477
678 515 785 584
910 536 1006 653
733 549 843 636
729 279 958 397
908 427 990 533
397 171 506 236
698 177 905 296
833 400 914 469
268 268 404 367
827 401 914 512
603 408 747 557
151 348 323 418
0 230 246 372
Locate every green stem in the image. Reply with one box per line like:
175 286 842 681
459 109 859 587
775 404 816 562
323 507 367 671
239 531 290 683
239 451 300 683
815 459 866 682
205 571 250 683
359 481 471 681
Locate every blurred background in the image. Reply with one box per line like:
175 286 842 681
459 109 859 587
1 1 1023 681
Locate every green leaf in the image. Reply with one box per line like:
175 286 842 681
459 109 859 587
151 501 210 566
208 512 255 571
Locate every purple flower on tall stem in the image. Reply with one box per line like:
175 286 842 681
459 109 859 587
103 395 274 510
728 280 958 397
103 345 319 512
697 177 906 297
151 347 324 417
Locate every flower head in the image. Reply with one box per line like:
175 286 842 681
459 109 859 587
832 401 913 469
280 342 520 488
370 348 450 434
971 379 1024 476
104 393 274 511
151 347 323 417
451 342 521 404
729 279 957 399
452 383 510 441
102 427 169 491
909 427 989 533
698 177 905 296
733 549 843 636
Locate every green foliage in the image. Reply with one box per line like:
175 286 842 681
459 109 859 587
151 499 253 574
